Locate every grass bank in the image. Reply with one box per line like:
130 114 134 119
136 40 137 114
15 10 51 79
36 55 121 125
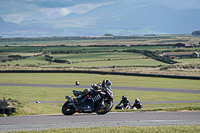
0 73 200 89
1 86 200 102
0 73 200 116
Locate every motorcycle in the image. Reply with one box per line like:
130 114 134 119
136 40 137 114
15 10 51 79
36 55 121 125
62 87 114 115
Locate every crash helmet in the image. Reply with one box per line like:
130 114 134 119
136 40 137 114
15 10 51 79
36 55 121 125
83 88 90 94
91 84 99 90
97 83 102 86
122 95 127 100
91 84 97 88
135 98 140 103
102 79 112 87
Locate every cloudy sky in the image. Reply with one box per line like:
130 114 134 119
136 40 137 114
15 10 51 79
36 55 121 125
1 0 200 23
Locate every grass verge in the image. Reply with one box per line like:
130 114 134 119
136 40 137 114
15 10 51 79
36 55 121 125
1 99 200 116
113 106 200 112
4 125 200 133
1 86 200 102
0 73 200 89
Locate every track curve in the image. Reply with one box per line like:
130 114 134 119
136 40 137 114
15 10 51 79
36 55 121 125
1 83 200 94
0 111 200 132
1 83 200 132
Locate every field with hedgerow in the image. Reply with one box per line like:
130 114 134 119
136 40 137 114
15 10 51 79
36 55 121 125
0 35 200 76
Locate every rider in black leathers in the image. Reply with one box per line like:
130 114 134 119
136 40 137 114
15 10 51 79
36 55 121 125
132 98 143 109
74 79 112 105
115 95 131 109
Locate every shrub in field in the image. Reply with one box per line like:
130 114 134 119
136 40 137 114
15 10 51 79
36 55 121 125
8 55 22 58
2 59 6 62
53 59 70 63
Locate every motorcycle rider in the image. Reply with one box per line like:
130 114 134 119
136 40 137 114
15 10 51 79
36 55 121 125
91 83 101 90
62 79 114 115
101 79 112 91
132 98 143 109
115 95 131 109
74 79 112 104
75 81 79 86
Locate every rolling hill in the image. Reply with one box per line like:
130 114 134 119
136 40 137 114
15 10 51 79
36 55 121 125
1 1 200 37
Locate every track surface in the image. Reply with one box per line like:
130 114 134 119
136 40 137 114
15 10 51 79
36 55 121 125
1 83 200 94
0 83 200 132
2 83 200 104
1 111 200 132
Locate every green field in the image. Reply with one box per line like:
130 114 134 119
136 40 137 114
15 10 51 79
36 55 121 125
41 59 165 67
175 58 200 63
0 46 199 69
1 56 48 66
0 73 199 89
0 35 200 77
0 73 200 115
0 46 43 52
2 86 200 102
0 52 167 67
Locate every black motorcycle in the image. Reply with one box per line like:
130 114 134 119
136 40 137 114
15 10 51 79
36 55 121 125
62 87 114 115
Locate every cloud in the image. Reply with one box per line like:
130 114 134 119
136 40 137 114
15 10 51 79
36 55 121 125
27 0 117 8
1 0 200 23
0 0 116 23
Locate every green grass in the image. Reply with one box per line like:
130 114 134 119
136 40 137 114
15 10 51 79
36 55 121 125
1 45 199 67
175 58 200 63
0 73 200 116
42 45 173 52
0 45 173 53
12 102 61 116
0 52 161 67
113 103 200 111
1 86 200 115
0 46 43 52
0 55 48 66
0 73 200 89
0 86 72 101
1 74 200 116
51 52 145 61
42 59 165 67
4 125 200 133
1 86 200 102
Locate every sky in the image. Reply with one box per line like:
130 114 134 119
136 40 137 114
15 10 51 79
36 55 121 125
1 0 200 23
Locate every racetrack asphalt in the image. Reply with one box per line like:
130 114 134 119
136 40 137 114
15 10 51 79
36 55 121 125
1 83 200 94
1 83 200 104
0 111 200 132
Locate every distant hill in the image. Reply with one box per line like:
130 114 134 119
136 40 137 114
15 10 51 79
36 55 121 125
1 1 200 37
60 1 200 35
0 17 22 32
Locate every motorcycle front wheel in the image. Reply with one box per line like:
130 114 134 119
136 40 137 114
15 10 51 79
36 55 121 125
95 100 113 115
62 101 75 115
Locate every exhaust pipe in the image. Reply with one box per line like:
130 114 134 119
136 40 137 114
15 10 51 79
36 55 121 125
65 95 73 102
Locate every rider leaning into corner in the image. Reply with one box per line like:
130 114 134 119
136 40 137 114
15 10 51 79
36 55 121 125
75 79 113 104
62 79 114 115
115 96 143 110
115 95 131 109
101 79 112 91
132 98 143 109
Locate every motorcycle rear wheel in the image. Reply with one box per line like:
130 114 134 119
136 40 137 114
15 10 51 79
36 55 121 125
95 100 113 115
62 101 75 115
